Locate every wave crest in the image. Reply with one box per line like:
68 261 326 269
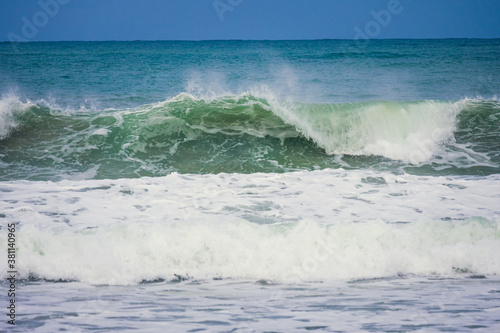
1 93 499 179
0 94 38 139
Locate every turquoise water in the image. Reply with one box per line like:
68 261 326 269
1 40 500 332
1 40 500 180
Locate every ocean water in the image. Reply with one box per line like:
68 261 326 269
1 39 500 332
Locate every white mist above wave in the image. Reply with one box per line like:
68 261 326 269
1 169 499 285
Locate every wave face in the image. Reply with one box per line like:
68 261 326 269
0 93 498 180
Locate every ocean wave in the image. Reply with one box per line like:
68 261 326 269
6 218 498 285
0 93 499 179
0 94 37 139
1 170 499 285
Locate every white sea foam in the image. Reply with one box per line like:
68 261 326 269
8 217 499 285
268 97 462 164
0 94 35 139
90 128 110 136
1 169 499 285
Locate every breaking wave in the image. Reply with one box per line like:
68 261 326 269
0 93 499 179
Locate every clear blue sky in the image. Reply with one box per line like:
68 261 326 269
1 0 499 41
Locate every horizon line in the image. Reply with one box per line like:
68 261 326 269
2 37 500 43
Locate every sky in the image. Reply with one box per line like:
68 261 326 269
1 0 499 42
